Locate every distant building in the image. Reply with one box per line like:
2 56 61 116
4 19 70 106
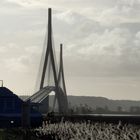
0 87 42 128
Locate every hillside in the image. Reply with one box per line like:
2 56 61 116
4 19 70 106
67 96 140 111
20 95 140 111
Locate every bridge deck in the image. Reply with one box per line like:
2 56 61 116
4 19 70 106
27 86 55 103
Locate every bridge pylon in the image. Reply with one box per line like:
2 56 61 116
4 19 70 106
58 44 68 112
39 8 58 112
30 8 68 114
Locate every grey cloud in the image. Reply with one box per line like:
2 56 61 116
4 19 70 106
119 22 140 33
62 24 140 77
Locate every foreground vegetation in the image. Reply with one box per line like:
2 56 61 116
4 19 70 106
0 121 140 140
36 121 140 140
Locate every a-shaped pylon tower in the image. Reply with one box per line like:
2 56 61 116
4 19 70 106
31 8 68 113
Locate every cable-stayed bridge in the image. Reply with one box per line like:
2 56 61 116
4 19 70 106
28 8 68 114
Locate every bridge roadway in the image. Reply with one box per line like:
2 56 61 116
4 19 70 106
27 86 68 113
28 86 55 103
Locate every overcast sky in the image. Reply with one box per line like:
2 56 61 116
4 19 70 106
0 0 140 100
